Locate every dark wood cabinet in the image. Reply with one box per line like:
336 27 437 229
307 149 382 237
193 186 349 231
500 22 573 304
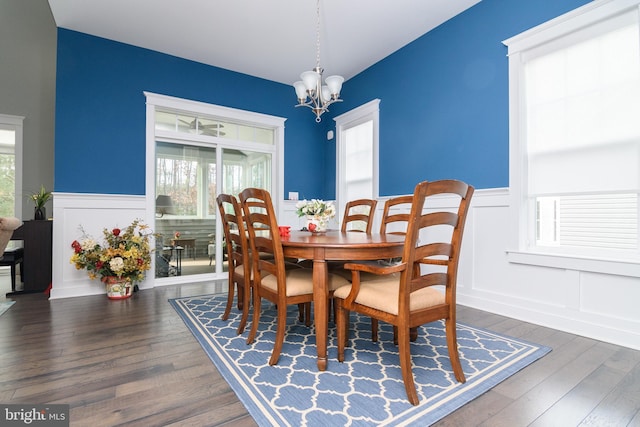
8 220 52 295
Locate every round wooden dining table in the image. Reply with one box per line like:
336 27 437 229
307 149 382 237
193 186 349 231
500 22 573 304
281 230 406 370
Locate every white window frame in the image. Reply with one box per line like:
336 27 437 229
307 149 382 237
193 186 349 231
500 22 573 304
503 0 640 277
0 113 24 217
334 99 380 220
144 92 285 282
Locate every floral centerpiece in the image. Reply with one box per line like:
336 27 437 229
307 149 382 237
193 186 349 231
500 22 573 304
295 199 336 232
70 219 154 299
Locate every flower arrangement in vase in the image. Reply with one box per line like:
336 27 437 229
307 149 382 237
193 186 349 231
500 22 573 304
295 199 336 233
70 219 154 299
30 185 52 220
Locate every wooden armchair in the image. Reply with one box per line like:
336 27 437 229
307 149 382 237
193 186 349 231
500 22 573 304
334 179 474 405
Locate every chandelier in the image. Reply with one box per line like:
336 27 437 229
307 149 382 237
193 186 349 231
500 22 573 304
293 0 344 123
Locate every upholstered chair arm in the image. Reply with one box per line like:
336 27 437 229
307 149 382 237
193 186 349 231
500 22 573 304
0 217 23 258
0 217 22 232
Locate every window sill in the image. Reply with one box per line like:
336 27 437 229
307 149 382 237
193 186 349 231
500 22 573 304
506 250 640 278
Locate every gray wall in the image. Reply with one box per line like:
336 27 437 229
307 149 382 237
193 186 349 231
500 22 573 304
0 0 56 220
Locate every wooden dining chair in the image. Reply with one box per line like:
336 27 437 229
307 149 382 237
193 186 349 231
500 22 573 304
321 198 378 318
239 187 349 365
367 194 413 341
379 195 413 235
334 179 474 405
341 198 378 233
216 193 252 335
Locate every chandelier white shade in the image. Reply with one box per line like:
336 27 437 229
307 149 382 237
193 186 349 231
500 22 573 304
293 0 344 122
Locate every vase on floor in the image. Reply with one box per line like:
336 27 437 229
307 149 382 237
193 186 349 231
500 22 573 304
103 276 133 300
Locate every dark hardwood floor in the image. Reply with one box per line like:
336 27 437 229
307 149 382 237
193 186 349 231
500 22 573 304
1 279 639 426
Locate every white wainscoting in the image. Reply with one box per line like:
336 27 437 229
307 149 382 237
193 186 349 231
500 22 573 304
51 192 151 300
456 189 640 351
53 190 640 350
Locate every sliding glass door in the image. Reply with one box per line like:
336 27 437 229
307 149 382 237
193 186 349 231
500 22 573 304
155 142 218 278
146 94 282 284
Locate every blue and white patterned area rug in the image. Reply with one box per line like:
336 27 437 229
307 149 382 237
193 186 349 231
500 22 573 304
170 294 550 426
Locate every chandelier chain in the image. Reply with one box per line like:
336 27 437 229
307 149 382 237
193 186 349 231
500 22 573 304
315 0 321 69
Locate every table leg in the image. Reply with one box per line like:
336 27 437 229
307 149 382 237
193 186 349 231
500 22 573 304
175 247 183 276
312 256 328 371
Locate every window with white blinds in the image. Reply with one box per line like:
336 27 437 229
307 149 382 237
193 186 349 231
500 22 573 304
343 120 374 201
505 0 640 262
335 99 380 221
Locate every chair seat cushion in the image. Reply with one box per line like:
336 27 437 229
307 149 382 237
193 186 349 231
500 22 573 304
234 264 251 279
262 268 349 296
333 279 445 315
328 272 351 291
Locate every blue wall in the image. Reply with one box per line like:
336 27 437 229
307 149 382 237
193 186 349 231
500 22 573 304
55 29 326 197
334 0 591 196
54 0 591 199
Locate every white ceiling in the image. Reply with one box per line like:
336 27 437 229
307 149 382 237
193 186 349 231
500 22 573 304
47 0 481 86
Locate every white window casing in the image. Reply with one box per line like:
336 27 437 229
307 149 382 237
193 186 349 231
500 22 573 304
503 0 640 276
